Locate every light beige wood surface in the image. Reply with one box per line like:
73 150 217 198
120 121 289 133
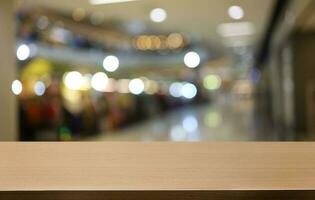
0 142 315 191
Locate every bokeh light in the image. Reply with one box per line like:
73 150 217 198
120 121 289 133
80 74 92 91
184 51 200 68
103 55 120 72
17 44 30 61
104 78 116 92
169 82 183 98
64 71 83 90
145 80 159 95
167 33 184 49
181 83 197 99
34 81 46 96
36 16 49 30
117 79 130 94
182 115 198 133
91 72 109 92
72 8 86 22
11 80 23 95
129 78 145 95
170 125 186 141
203 74 222 90
150 8 167 23
205 111 222 128
228 5 244 20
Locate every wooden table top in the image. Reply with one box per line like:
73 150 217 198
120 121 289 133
0 142 315 191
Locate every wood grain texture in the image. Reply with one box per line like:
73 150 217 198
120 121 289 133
0 142 315 191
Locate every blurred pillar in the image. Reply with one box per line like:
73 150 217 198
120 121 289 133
0 0 17 140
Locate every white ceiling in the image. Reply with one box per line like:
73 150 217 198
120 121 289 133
20 0 274 51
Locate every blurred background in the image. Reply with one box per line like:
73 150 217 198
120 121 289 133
0 0 314 141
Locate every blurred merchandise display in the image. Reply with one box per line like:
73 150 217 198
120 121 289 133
15 8 209 141
13 3 260 141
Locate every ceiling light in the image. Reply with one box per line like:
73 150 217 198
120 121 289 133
223 38 253 47
228 5 244 20
217 22 255 37
150 8 167 23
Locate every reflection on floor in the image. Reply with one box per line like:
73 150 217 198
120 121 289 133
91 96 280 141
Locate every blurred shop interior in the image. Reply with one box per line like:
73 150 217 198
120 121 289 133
0 0 315 141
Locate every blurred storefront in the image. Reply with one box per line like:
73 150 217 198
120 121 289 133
255 0 315 139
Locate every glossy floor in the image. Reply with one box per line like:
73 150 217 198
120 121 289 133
91 96 291 141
